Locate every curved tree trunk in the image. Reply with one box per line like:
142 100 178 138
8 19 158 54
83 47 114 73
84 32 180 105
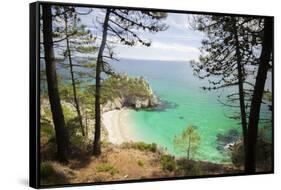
42 5 69 163
246 17 273 174
93 9 111 156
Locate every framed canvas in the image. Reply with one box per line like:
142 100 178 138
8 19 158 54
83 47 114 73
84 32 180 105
29 1 274 188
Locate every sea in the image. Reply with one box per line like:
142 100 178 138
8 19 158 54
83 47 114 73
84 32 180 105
109 58 272 163
41 57 272 163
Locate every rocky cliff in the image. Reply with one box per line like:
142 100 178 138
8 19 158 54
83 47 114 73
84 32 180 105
101 75 159 112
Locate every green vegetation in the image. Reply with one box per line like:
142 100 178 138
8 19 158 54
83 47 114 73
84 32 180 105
137 160 145 167
160 155 176 172
263 90 272 102
121 142 158 153
41 122 55 140
41 162 55 179
160 155 203 175
230 126 272 171
101 75 153 103
176 159 202 176
40 74 157 155
173 125 200 159
39 3 272 183
96 163 119 176
40 162 68 185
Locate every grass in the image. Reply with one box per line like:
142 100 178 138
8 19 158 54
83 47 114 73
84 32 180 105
96 163 119 176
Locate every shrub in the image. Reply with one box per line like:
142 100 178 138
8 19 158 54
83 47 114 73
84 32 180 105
133 142 157 152
121 142 158 153
41 126 54 138
40 162 68 185
230 138 272 170
176 159 202 176
96 163 119 176
160 155 176 172
137 160 145 167
41 162 55 178
230 126 272 170
150 143 157 153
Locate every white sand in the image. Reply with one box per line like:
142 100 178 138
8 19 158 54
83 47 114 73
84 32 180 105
102 109 138 144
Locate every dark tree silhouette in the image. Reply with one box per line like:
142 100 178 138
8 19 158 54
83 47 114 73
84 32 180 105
191 15 271 172
42 4 69 163
92 9 110 156
93 8 168 156
246 17 273 173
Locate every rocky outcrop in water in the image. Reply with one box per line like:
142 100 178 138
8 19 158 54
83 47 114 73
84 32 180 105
101 76 159 112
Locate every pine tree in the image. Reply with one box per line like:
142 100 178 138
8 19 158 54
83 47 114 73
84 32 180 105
52 6 97 136
246 17 273 173
173 125 200 160
191 15 271 172
93 8 168 156
42 4 69 163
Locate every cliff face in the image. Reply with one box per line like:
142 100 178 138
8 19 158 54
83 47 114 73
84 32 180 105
102 94 159 112
101 76 159 112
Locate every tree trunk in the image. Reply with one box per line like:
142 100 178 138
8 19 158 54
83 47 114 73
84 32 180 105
187 135 191 160
232 18 248 171
85 110 88 137
93 9 111 156
246 17 273 174
42 5 69 163
64 14 85 136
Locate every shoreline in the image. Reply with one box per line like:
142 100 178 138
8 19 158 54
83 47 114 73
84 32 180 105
102 109 139 144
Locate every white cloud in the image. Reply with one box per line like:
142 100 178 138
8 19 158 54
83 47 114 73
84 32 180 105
152 41 200 53
78 9 203 62
115 42 200 61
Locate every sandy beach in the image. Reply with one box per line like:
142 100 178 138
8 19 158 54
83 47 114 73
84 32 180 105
102 109 138 144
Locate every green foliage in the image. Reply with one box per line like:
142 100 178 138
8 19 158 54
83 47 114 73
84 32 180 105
62 104 76 121
230 126 272 170
173 125 200 159
137 160 145 167
263 90 272 102
122 142 158 153
160 155 176 172
230 142 244 167
96 163 119 176
41 125 55 140
41 162 56 178
53 6 97 57
75 46 97 53
40 161 68 185
100 141 113 150
101 75 153 103
176 159 202 176
40 104 53 128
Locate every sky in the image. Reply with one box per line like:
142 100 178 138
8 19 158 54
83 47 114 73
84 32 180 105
77 7 204 62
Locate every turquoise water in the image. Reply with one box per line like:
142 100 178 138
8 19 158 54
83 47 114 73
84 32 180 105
43 57 271 163
110 59 252 163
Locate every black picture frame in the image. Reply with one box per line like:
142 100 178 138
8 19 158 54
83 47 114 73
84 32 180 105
30 1 274 188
